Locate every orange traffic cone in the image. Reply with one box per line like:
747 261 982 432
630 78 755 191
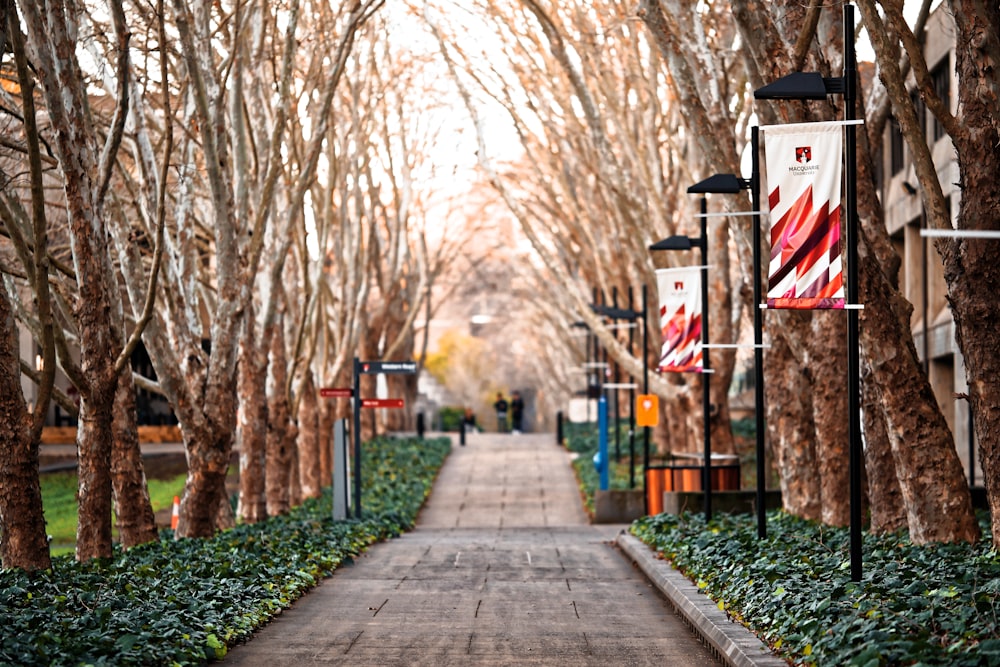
170 496 180 530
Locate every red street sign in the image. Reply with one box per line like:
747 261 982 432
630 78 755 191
361 398 404 409
320 387 353 398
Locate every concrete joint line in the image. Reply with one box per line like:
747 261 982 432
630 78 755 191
616 533 786 667
369 599 388 617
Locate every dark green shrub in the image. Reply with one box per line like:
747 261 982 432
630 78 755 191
0 436 450 666
437 406 466 432
632 510 1000 666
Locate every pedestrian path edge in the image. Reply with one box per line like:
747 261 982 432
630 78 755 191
615 532 787 667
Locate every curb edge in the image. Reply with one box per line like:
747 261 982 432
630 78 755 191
615 532 787 667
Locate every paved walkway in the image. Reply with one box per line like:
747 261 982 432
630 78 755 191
224 432 722 666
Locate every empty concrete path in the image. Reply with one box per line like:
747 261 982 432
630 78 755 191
225 432 720 666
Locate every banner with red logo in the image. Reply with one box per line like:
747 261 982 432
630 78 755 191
656 267 702 373
762 121 845 309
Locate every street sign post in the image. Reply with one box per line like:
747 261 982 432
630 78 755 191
332 419 349 521
352 358 418 518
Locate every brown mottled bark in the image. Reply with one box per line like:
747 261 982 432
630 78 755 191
111 369 157 548
765 327 821 520
852 81 978 543
176 421 234 537
75 393 116 560
297 370 321 499
237 312 268 523
0 5 52 571
287 421 302 508
318 399 334 488
863 362 907 534
18 0 130 562
265 314 291 516
808 315 850 527
942 0 1000 547
0 283 50 571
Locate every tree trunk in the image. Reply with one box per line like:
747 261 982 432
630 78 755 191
318 399 334 488
0 284 50 571
75 391 116 561
297 371 321 500
858 214 978 544
944 0 1000 547
111 369 157 548
18 0 129 561
287 421 303 508
863 362 907 534
237 317 268 524
808 315 851 527
265 315 291 516
176 423 233 537
766 328 821 520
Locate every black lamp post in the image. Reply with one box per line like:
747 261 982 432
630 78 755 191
650 202 712 520
755 4 862 581
686 171 769 538
591 300 646 488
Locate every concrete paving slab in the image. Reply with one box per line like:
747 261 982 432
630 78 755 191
223 433 729 666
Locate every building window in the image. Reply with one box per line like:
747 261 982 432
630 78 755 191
910 90 926 139
890 117 904 175
931 57 950 142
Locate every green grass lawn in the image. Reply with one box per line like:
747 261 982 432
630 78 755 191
41 471 188 556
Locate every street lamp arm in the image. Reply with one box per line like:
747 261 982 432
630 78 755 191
590 304 643 321
753 71 846 100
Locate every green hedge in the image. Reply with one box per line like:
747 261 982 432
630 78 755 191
563 421 640 515
631 510 1000 666
0 436 449 666
437 406 466 432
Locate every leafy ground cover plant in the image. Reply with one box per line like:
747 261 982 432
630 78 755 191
1 436 449 666
632 510 1000 666
563 421 641 515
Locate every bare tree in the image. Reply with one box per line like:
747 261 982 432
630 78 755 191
423 0 739 455
12 0 169 560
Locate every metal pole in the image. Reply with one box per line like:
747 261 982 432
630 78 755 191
590 287 598 423
642 284 650 513
969 404 975 487
752 127 768 538
612 287 621 462
599 396 609 491
700 196 712 521
333 419 348 521
844 3 863 582
352 357 363 519
600 290 609 409
628 286 637 489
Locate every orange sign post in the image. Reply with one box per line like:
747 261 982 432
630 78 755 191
636 394 659 427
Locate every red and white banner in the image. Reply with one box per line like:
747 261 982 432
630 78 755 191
763 121 845 309
656 267 702 373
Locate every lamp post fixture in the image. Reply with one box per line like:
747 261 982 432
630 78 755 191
755 4 862 581
650 199 712 520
